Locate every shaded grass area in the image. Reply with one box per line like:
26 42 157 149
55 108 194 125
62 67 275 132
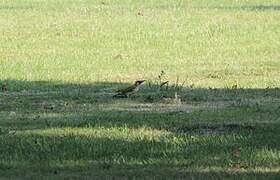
0 80 280 179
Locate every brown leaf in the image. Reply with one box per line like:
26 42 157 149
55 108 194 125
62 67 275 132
113 54 123 60
232 148 241 158
42 102 55 111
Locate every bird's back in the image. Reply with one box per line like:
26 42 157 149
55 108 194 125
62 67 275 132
116 85 136 94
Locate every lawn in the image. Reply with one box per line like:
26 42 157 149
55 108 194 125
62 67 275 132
0 0 280 179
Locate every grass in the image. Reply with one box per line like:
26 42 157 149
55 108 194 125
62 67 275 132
0 0 280 179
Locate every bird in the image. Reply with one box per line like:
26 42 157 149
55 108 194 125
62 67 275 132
1 83 7 93
114 80 145 97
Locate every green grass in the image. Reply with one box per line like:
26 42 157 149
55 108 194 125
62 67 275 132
0 0 280 179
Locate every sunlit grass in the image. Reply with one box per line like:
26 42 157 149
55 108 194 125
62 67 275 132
1 0 280 87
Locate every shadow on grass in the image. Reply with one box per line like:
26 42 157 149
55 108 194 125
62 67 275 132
1 161 280 179
1 79 279 140
1 79 280 102
0 79 280 177
0 79 280 130
0 128 280 178
1 126 280 167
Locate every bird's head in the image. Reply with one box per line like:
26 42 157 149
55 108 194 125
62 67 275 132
134 80 145 86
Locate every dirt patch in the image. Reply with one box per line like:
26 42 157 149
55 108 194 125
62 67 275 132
102 102 194 113
102 100 234 114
